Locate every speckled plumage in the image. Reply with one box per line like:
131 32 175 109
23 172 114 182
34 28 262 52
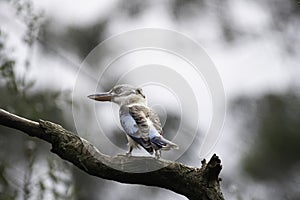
88 84 178 158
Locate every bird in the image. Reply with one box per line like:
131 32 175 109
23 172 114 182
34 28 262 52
88 84 178 159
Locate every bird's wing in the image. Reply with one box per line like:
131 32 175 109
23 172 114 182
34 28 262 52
128 105 164 136
119 105 153 153
120 105 178 152
128 105 178 150
148 109 163 135
147 108 179 150
127 105 150 135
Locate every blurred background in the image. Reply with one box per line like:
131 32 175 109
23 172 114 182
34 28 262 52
0 0 299 199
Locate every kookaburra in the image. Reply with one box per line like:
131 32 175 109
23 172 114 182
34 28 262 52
88 84 178 159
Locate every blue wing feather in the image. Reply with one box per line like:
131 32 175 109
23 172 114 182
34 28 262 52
120 114 139 136
119 105 178 153
120 109 153 153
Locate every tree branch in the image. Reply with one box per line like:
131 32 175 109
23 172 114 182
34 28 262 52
0 108 225 200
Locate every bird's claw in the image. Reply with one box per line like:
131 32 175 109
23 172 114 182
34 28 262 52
116 152 132 157
125 152 132 157
154 150 161 159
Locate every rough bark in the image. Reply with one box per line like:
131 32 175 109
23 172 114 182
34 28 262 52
0 108 225 200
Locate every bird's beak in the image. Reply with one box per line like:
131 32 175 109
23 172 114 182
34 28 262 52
87 93 112 101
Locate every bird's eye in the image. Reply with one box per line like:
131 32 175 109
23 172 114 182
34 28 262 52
114 88 122 94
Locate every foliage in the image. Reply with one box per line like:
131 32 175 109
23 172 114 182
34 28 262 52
232 90 300 199
0 1 74 200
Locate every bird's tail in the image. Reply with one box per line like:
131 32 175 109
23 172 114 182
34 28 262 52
162 139 179 150
151 136 179 151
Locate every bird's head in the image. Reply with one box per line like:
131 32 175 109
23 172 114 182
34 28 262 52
88 84 146 106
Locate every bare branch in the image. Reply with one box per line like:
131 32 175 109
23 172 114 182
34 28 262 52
0 108 225 200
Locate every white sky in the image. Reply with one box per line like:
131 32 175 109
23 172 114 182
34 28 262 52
25 0 297 98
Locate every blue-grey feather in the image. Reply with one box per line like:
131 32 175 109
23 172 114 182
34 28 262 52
120 112 153 153
120 114 139 136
